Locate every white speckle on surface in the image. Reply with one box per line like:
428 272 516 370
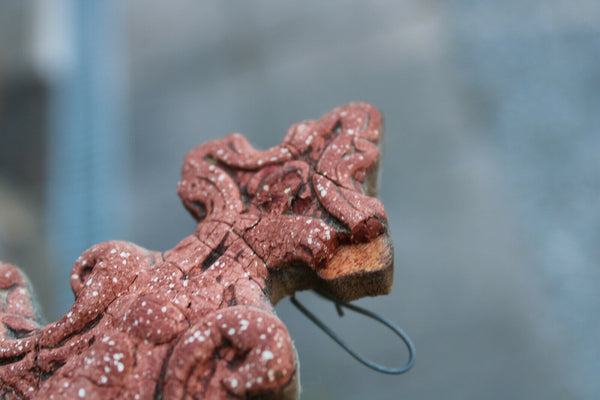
239 319 249 331
261 350 274 361
78 388 85 398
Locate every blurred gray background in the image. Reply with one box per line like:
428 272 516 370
0 1 598 399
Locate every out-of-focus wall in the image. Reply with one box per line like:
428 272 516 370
447 1 600 395
0 1 597 398
1 0 130 320
0 0 52 320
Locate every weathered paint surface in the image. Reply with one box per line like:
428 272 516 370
0 102 393 399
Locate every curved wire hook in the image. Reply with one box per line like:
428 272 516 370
290 290 415 375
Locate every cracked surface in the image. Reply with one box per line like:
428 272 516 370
0 102 393 399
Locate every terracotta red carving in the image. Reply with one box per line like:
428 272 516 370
0 102 393 399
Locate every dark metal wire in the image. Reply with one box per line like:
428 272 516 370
290 290 415 375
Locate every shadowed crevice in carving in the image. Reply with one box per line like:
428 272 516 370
153 341 176 400
39 361 66 382
0 353 27 367
201 233 229 271
3 324 36 340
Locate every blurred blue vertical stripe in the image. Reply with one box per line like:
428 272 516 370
46 0 129 316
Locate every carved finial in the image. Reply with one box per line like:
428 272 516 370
0 102 392 399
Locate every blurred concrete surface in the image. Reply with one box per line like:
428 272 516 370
1 1 598 399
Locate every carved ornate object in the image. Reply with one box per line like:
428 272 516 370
0 102 393 399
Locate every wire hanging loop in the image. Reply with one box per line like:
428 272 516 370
290 290 415 375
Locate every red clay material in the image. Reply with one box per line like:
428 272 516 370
0 102 393 399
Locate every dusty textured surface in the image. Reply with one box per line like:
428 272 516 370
0 102 393 399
